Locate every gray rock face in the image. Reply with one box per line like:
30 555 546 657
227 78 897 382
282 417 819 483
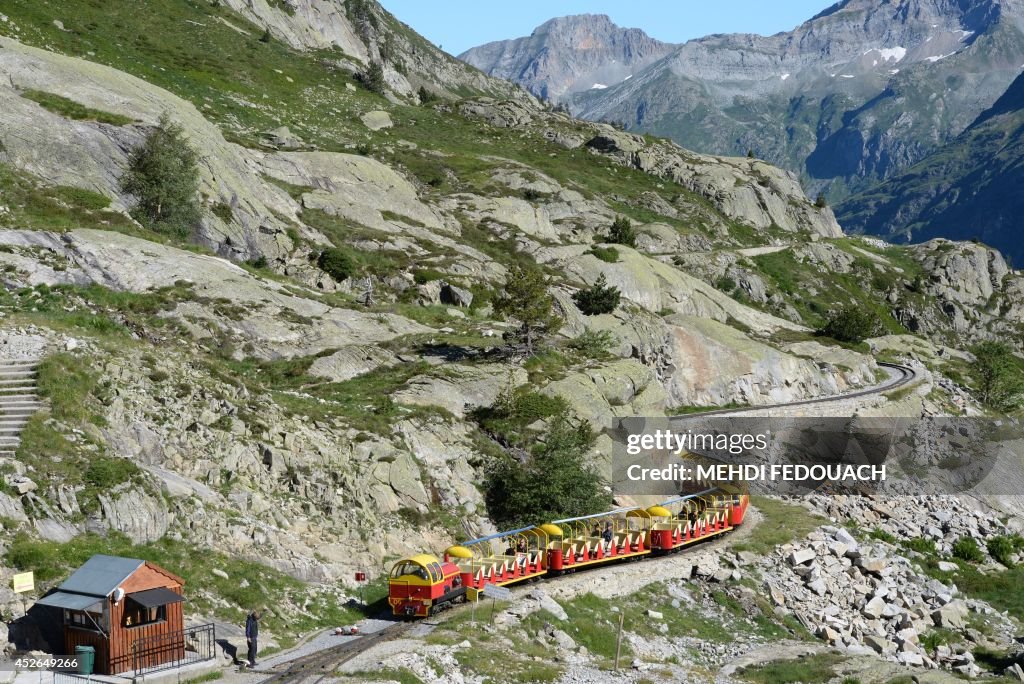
580 128 843 237
0 230 432 358
220 0 531 102
460 14 674 102
96 486 169 544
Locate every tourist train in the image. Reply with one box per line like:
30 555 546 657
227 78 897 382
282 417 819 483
388 488 749 618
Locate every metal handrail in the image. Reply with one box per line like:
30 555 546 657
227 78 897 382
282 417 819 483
132 623 216 677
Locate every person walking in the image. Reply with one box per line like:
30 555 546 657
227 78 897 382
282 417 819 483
245 609 262 667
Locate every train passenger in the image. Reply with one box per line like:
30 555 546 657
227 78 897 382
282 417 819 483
591 524 601 537
602 522 614 545
503 540 516 556
517 538 527 554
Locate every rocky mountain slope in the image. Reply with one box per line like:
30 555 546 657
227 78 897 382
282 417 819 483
459 14 675 102
462 0 1024 204
838 70 1024 265
0 0 1021 677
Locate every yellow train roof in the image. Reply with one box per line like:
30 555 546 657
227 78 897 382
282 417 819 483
405 553 442 567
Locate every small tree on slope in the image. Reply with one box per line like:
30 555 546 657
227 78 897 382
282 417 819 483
120 113 201 238
492 263 562 356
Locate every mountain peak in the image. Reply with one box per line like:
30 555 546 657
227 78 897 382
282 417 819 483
460 14 672 102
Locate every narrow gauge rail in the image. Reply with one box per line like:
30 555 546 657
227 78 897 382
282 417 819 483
259 622 412 684
388 488 749 618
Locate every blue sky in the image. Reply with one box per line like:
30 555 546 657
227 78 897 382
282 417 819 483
378 1 835 56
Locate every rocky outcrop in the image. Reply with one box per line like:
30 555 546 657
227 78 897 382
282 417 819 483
220 0 531 102
0 230 432 358
582 128 843 238
0 37 296 261
664 316 870 406
550 247 804 333
393 365 527 418
260 151 448 233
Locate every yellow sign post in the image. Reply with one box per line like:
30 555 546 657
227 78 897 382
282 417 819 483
12 572 33 594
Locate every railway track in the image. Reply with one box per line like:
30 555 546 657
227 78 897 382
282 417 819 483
668 362 917 419
258 621 414 684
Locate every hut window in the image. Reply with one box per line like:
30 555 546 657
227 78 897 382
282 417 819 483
65 609 106 632
123 604 166 628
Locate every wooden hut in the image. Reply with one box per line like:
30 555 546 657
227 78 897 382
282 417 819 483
35 554 186 675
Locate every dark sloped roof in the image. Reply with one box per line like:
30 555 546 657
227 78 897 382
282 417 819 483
36 591 105 611
58 554 145 598
127 587 184 608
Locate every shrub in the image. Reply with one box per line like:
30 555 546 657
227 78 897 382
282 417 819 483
715 275 737 292
904 537 936 555
412 268 445 284
417 86 436 105
869 528 897 544
568 329 615 360
606 216 636 247
987 535 1024 566
588 246 619 263
818 305 881 343
952 536 984 563
815 193 828 208
317 247 355 281
969 341 1024 412
573 274 621 316
211 202 233 223
357 61 386 95
120 113 201 238
259 27 272 43
83 456 142 490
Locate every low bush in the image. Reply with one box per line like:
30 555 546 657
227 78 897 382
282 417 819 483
817 305 881 343
587 246 619 263
317 247 355 281
952 536 984 563
987 534 1024 566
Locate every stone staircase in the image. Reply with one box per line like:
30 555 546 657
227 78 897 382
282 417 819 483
0 359 41 458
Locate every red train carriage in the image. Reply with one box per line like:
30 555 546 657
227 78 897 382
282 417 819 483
387 554 466 618
647 491 749 552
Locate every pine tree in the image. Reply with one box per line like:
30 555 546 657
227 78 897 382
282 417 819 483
485 409 609 528
492 263 562 355
573 274 621 316
357 61 386 95
120 114 201 238
606 216 637 247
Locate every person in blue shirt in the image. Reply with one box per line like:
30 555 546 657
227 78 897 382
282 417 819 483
245 609 262 667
